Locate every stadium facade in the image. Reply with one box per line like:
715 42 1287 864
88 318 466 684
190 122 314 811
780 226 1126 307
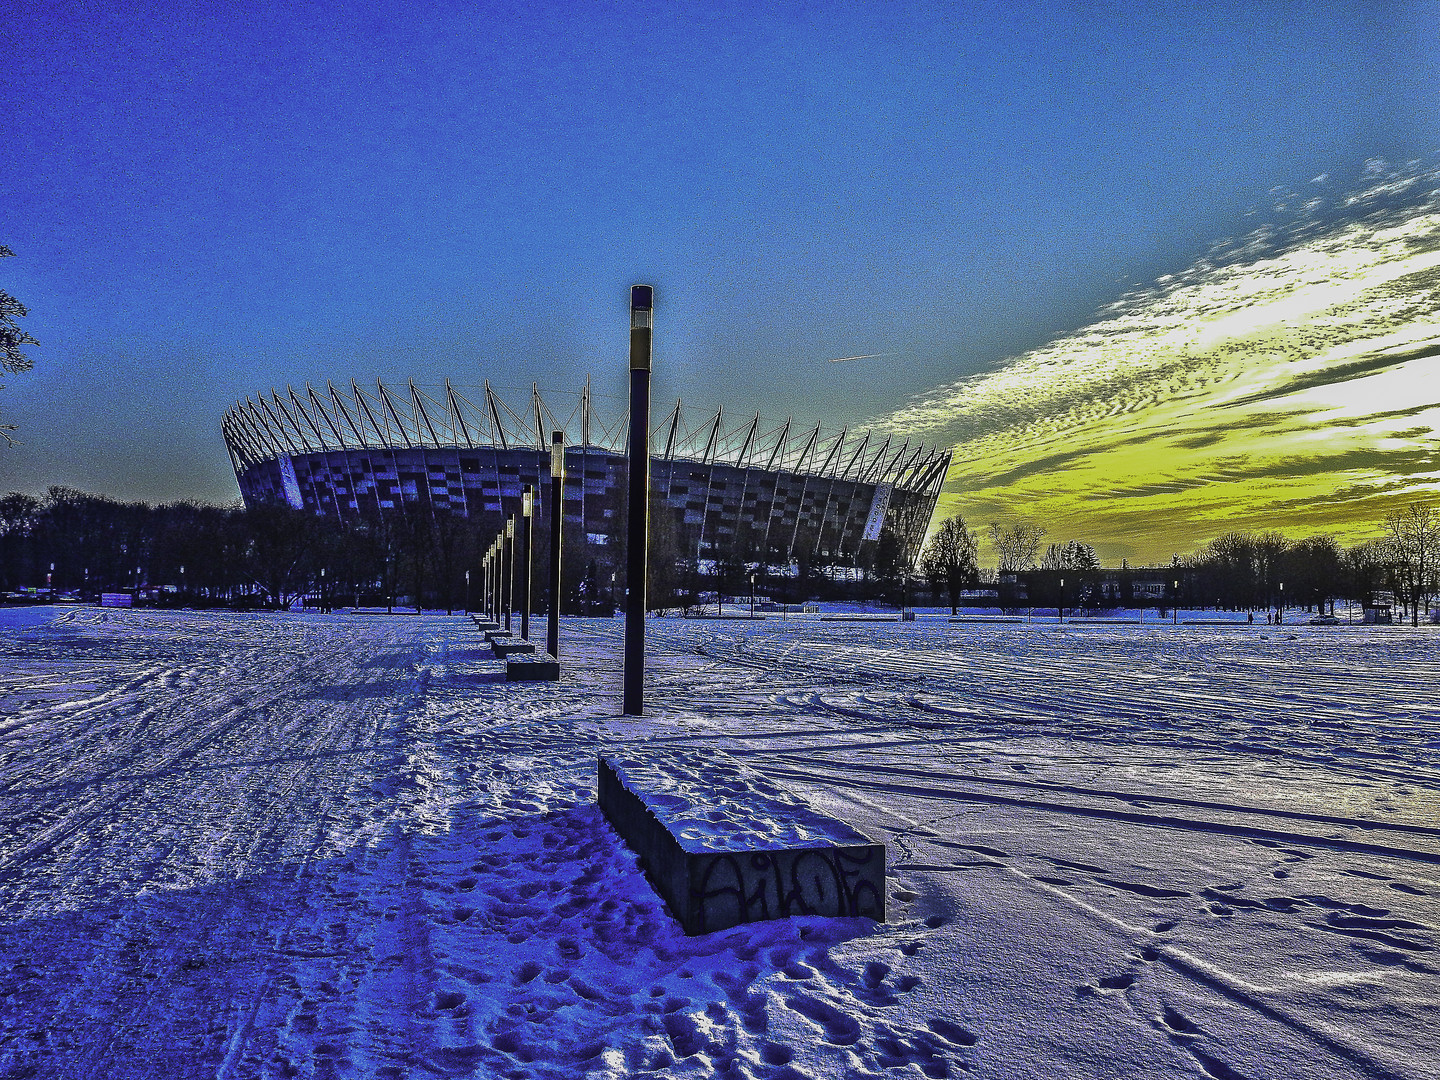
222 380 951 571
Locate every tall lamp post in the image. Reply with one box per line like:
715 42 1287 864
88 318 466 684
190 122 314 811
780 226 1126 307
548 432 564 659
1173 579 1179 625
520 485 534 640
1277 581 1284 625
488 541 497 620
750 572 756 619
503 516 515 633
1058 577 1064 623
623 285 653 716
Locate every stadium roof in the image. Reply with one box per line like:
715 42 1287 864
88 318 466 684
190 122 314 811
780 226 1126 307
223 378 952 493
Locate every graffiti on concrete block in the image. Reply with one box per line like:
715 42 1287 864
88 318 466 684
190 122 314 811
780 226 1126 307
692 845 884 935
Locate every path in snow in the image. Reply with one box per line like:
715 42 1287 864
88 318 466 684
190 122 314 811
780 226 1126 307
0 609 1436 1079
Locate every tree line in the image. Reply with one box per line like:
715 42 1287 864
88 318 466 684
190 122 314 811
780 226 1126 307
1 486 925 613
920 504 1440 626
0 487 620 614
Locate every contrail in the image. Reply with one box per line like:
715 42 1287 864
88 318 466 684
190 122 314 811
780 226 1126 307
827 352 891 363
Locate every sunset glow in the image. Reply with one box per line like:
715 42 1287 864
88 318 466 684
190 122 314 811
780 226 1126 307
874 169 1440 565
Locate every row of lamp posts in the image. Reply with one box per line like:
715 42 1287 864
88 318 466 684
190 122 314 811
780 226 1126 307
468 285 654 714
475 432 569 658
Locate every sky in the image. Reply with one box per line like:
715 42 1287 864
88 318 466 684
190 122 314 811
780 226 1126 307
1 0 1437 563
874 166 1440 564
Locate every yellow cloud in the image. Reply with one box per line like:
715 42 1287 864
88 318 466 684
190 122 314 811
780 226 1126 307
873 175 1440 565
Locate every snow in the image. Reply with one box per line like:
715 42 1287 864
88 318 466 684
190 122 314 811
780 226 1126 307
603 749 874 852
1 607 1438 1078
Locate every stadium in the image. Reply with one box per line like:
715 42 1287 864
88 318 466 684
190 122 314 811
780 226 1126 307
222 379 951 577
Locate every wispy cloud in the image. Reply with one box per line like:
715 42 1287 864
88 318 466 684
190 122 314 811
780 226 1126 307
827 352 891 363
868 163 1440 563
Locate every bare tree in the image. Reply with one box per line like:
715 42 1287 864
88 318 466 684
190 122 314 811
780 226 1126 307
989 521 1046 574
1343 539 1389 609
1040 539 1100 571
921 514 979 614
1287 534 1343 613
1383 503 1440 626
242 504 315 609
1 245 38 445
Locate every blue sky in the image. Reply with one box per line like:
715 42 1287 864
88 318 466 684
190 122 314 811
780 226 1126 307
1 0 1436 509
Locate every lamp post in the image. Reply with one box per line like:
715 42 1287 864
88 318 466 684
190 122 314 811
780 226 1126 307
623 284 653 716
1173 579 1179 625
1058 577 1064 623
520 486 534 640
486 542 495 619
750 572 756 619
1277 581 1284 625
548 432 564 658
503 516 515 633
318 566 323 612
465 569 471 614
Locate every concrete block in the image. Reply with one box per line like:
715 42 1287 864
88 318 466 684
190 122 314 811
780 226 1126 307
598 751 885 936
491 638 535 657
506 654 560 681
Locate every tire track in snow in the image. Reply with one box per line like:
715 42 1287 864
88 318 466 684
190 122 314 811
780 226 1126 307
764 765 1440 867
0 613 432 1079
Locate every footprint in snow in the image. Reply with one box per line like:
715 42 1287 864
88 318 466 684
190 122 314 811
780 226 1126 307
785 994 863 1046
1160 1006 1203 1037
862 961 891 989
760 1043 792 1065
433 989 466 1012
928 1017 979 1047
1389 882 1427 895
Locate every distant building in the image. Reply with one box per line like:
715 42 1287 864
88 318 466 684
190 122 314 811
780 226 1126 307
223 380 951 572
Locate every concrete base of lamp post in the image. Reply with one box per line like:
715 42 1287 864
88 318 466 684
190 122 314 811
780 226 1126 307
505 654 560 681
491 638 536 658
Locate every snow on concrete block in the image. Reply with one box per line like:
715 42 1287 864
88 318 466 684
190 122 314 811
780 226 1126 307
506 653 559 681
598 750 885 936
491 638 536 658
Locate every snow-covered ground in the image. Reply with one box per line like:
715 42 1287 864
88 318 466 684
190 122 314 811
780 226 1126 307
1 607 1437 1079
